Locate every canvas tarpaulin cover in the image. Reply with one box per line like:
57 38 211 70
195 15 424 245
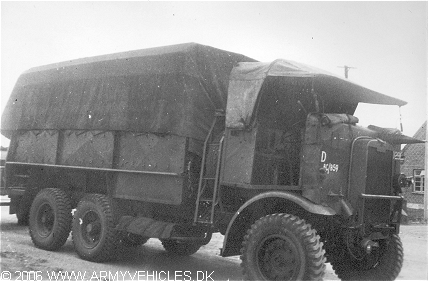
226 59 407 129
1 43 256 140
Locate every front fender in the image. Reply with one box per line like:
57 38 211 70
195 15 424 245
221 191 336 257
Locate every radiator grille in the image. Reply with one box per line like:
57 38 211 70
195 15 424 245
364 147 393 224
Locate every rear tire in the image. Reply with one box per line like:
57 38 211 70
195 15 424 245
161 240 201 256
240 213 325 281
29 188 72 250
72 194 119 262
330 234 403 281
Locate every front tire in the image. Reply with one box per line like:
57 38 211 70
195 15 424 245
29 188 72 250
330 234 403 281
72 194 119 262
240 213 325 281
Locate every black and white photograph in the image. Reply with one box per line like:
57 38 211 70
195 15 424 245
1 2 427 281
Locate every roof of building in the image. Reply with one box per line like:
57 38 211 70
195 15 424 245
403 121 427 154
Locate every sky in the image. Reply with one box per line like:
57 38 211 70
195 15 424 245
1 1 427 146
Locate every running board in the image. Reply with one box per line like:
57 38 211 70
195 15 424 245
116 216 175 239
116 216 211 243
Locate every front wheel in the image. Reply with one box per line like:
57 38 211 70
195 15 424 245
240 213 325 281
72 194 119 262
330 234 403 280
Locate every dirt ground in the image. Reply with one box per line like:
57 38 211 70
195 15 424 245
0 200 427 281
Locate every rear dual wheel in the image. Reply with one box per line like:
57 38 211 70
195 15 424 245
29 188 72 251
29 190 128 263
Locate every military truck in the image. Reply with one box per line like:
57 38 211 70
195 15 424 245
1 43 422 280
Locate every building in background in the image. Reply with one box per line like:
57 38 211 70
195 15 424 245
401 121 426 221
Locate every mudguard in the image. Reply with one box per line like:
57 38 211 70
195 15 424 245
221 191 336 257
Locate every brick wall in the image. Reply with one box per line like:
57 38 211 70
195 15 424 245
401 121 425 178
401 185 424 204
405 208 425 222
401 142 425 177
400 121 426 221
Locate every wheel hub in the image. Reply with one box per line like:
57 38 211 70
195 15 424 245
271 250 287 268
345 230 381 270
36 203 54 237
258 236 300 280
81 211 101 247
